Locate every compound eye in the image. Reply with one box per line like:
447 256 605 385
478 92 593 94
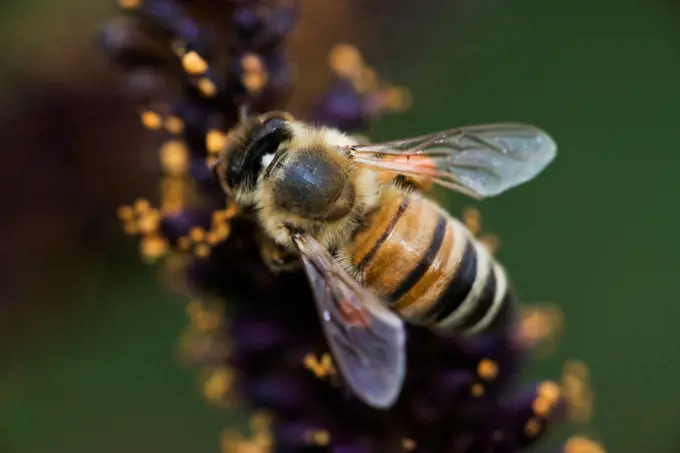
226 116 294 191
260 111 295 122
250 115 292 143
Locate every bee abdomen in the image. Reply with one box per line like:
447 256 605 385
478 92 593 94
350 194 451 304
350 195 459 319
429 235 515 335
349 193 514 335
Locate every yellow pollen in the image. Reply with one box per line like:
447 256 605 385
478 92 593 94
117 205 134 220
140 235 168 262
242 72 268 95
462 207 482 236
160 197 184 214
561 360 593 422
141 110 162 129
328 43 364 79
165 116 185 135
137 210 160 234
177 236 192 251
134 198 151 213
198 78 217 97
470 383 484 397
187 301 221 332
205 231 220 245
380 85 413 112
242 53 264 72
159 140 190 176
477 359 499 381
186 299 202 315
194 243 212 258
249 412 273 434
537 381 561 405
523 310 553 339
516 303 564 354
203 367 235 402
253 436 273 452
232 440 268 453
212 210 228 223
401 438 416 451
161 200 183 215
480 233 500 254
207 129 229 154
532 396 552 417
182 51 208 75
212 224 232 243
239 52 268 96
524 418 541 437
159 176 194 213
564 436 606 453
304 429 329 446
224 202 240 219
354 67 378 93
118 0 141 9
190 226 206 242
320 353 333 367
303 353 336 378
564 360 589 379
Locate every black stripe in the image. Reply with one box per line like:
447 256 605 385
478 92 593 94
388 214 447 303
456 265 497 331
484 288 516 332
425 241 478 322
356 197 409 272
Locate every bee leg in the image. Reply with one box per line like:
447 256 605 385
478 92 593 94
257 231 300 273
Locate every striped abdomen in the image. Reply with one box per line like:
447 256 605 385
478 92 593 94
347 191 515 335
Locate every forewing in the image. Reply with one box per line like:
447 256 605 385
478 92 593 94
291 233 406 409
350 123 557 198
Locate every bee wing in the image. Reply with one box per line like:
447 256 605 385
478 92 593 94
291 233 406 409
350 123 557 199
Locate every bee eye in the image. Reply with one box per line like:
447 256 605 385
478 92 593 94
252 116 290 141
227 119 293 190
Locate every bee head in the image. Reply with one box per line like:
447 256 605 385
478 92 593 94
216 111 295 200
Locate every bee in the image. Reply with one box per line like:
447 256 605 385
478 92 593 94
214 110 557 409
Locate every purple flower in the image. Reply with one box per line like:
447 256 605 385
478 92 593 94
101 1 603 452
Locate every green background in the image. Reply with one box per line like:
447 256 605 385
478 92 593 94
1 0 678 452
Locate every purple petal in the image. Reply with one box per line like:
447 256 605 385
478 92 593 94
242 374 314 411
160 209 212 243
310 80 367 132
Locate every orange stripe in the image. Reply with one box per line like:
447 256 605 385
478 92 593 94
393 219 454 314
362 199 439 297
351 194 406 267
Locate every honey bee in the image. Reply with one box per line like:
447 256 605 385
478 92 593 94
214 111 557 409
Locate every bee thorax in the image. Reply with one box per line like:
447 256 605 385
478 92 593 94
271 148 354 221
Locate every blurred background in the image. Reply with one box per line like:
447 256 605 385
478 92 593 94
1 0 678 452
